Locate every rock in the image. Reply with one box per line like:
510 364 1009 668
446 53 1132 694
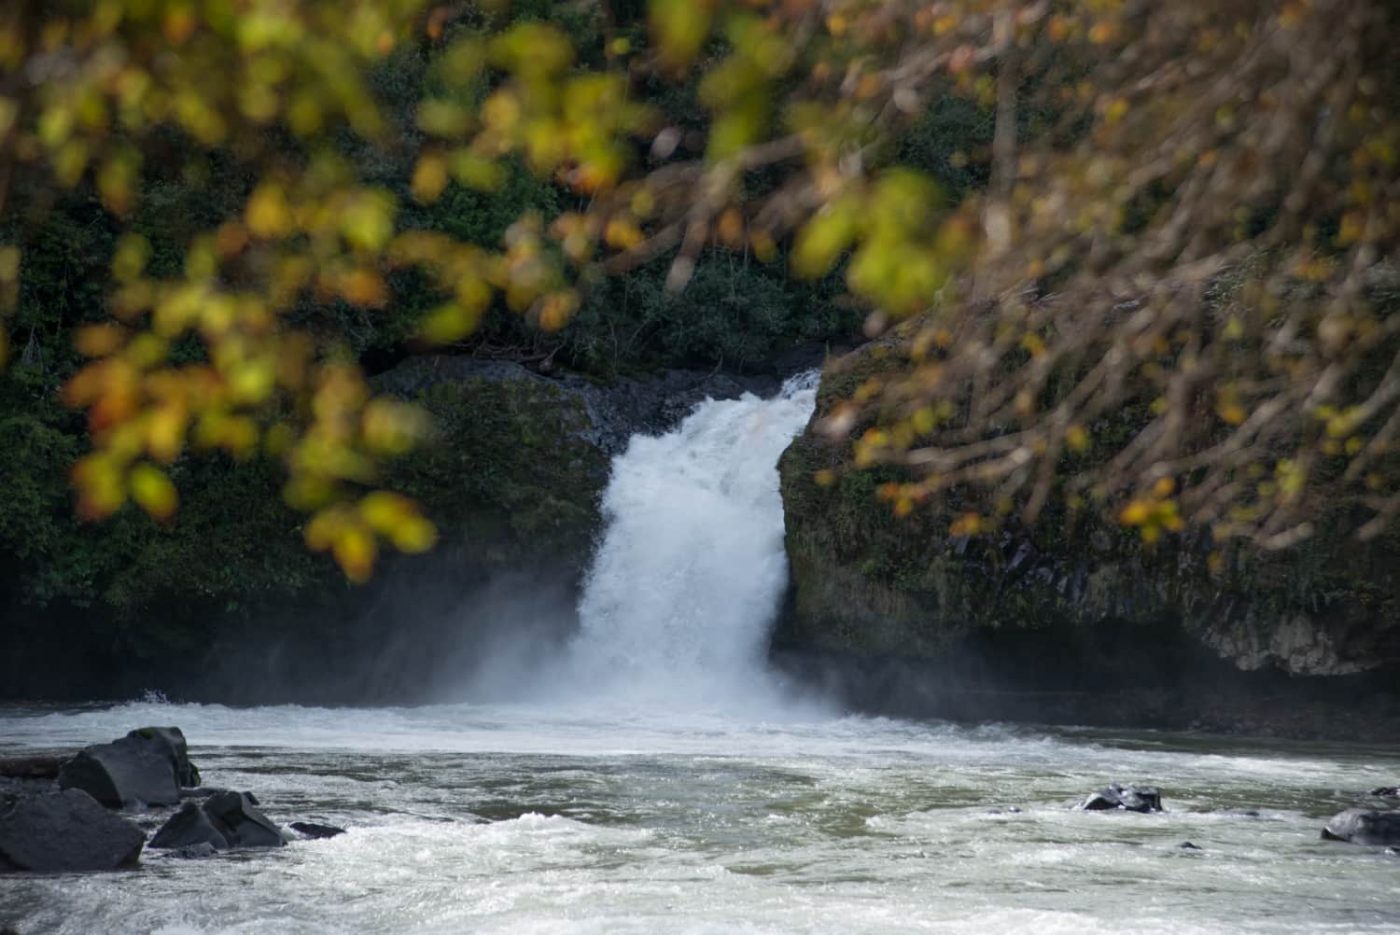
125 727 200 787
204 791 286 847
0 755 65 780
772 340 1400 734
1321 809 1400 846
290 821 346 840
149 802 231 851
165 842 219 860
58 735 179 808
1078 784 1163 813
1370 786 1399 798
0 789 145 872
149 791 286 851
1178 841 1203 850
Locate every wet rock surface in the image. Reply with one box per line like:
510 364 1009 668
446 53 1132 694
1321 809 1400 846
290 821 346 840
150 791 288 851
0 789 145 873
125 727 200 788
1078 784 1163 813
58 735 180 808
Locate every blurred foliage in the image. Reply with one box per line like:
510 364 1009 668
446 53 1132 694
2 0 1395 589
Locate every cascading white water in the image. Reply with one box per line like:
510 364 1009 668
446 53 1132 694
552 372 819 708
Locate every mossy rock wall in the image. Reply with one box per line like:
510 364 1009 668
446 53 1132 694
775 342 1400 708
0 357 612 702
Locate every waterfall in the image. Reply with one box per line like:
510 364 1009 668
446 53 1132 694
554 373 818 708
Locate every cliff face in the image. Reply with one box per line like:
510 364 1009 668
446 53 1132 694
0 357 773 704
774 342 1400 732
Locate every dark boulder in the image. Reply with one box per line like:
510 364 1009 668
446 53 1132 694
205 791 285 847
1178 841 1203 850
149 802 230 851
1370 786 1399 798
58 735 179 808
125 727 200 787
1321 809 1400 846
290 821 346 840
164 842 218 860
149 791 286 851
0 789 145 872
1078 784 1163 813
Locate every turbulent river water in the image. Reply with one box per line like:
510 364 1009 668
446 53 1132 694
3 377 1399 933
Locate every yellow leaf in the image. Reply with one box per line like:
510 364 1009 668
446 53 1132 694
75 324 127 358
129 463 178 521
418 302 478 344
651 0 713 71
111 234 150 282
536 290 578 332
1066 424 1090 454
359 491 415 534
339 268 389 307
340 192 395 252
361 400 427 455
246 184 294 238
73 454 127 520
333 525 377 583
792 201 857 278
1119 500 1150 526
411 153 449 203
390 516 437 554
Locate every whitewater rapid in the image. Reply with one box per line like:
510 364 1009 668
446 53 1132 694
3 379 1399 933
3 701 1400 934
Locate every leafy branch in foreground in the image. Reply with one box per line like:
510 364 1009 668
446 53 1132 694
1 0 1396 580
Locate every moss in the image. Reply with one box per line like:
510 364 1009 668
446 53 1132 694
0 361 613 686
777 342 1400 676
387 375 607 573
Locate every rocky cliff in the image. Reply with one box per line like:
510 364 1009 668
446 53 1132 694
772 341 1400 735
0 357 776 704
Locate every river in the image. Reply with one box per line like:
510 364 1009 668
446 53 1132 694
2 377 1397 933
2 701 1399 933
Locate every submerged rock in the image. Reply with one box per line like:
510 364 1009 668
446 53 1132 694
1177 841 1203 850
1369 786 1399 798
0 789 145 872
149 791 287 851
1321 809 1400 846
58 736 179 808
290 821 346 840
1078 784 1163 813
